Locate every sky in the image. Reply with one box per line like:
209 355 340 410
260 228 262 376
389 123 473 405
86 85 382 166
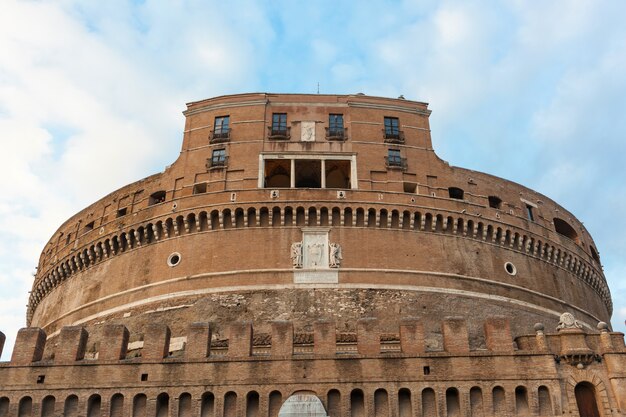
0 0 625 360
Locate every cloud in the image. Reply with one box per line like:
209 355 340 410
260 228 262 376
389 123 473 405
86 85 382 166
1 0 626 360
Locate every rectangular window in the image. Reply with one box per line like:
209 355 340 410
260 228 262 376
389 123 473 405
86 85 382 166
387 149 402 166
328 114 344 138
211 149 227 167
526 204 534 221
211 116 230 142
214 115 229 133
384 117 399 135
272 113 287 133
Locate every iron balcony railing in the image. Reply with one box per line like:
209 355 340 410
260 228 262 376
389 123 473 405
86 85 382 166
267 126 291 140
210 128 231 143
325 127 348 141
385 156 407 170
383 129 405 144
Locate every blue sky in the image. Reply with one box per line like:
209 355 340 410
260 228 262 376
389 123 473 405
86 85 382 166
1 0 625 360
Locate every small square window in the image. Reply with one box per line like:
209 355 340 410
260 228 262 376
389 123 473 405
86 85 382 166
117 208 128 217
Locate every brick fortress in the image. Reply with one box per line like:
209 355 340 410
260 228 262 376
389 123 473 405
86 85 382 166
0 93 624 416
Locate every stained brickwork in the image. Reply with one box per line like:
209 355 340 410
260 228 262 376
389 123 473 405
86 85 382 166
1 94 623 416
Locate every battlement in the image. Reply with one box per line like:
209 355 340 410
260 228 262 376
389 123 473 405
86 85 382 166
2 317 624 367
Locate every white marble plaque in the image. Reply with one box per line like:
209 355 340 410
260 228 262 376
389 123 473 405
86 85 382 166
278 393 329 417
303 229 328 268
300 121 316 142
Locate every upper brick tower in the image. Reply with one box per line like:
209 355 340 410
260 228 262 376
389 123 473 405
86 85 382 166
29 93 610 343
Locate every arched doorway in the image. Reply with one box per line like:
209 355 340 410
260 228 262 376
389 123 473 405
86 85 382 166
278 391 328 417
575 382 601 417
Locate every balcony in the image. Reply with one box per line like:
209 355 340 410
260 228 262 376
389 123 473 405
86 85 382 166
206 156 228 170
383 129 405 144
385 156 407 171
268 126 291 140
210 128 230 144
325 127 348 141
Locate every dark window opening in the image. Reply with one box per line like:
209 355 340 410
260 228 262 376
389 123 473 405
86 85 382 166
383 116 403 142
404 182 417 193
386 149 406 169
327 114 345 140
36 375 45 384
269 113 289 139
211 115 230 142
84 221 95 233
140 373 148 381
209 149 227 168
295 160 321 188
193 183 207 194
66 233 72 245
117 208 128 218
325 160 351 188
553 217 580 243
488 196 502 209
526 205 534 221
423 366 431 375
149 191 166 206
448 187 464 200
264 159 291 188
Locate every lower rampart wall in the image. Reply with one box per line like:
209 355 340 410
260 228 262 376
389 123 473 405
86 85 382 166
1 317 625 416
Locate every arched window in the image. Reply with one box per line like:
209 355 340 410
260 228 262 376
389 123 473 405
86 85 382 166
18 396 32 417
132 394 147 417
41 396 56 417
178 393 192 417
422 388 436 416
327 390 340 417
492 386 506 415
469 387 483 416
575 382 601 417
246 391 259 417
374 389 389 417
0 397 9 417
445 388 460 417
269 391 282 417
224 392 237 417
515 386 529 415
398 389 412 417
200 393 214 417
156 393 169 417
538 386 553 415
553 217 580 243
64 395 79 417
350 389 365 417
87 395 101 417
110 394 124 417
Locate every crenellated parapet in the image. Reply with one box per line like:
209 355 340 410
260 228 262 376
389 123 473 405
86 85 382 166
1 316 624 416
4 317 625 366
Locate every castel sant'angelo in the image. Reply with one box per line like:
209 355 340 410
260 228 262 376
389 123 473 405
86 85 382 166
0 93 624 417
